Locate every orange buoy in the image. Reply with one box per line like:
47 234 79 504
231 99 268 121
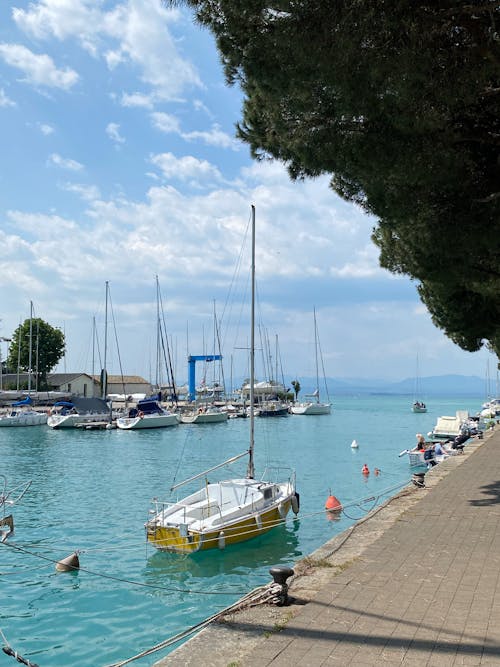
362 464 370 475
325 494 342 512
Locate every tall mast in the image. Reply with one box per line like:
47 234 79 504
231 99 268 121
28 301 33 393
247 205 256 479
314 307 320 403
102 281 109 400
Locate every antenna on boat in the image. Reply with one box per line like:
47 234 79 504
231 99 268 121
247 205 256 480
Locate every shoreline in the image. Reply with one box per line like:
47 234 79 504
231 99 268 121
153 428 494 666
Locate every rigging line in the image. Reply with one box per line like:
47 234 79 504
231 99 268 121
0 541 254 597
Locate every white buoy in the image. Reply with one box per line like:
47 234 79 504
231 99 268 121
351 439 358 449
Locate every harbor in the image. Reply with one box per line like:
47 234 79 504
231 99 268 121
0 394 491 666
157 424 500 667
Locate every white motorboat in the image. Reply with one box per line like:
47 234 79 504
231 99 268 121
145 205 298 554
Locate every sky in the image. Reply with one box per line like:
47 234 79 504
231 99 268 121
0 0 493 385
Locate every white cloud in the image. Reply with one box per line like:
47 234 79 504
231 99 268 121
120 91 154 109
48 153 84 171
151 112 239 150
12 0 103 55
182 124 240 150
37 122 54 135
149 152 222 182
0 43 78 90
60 182 101 201
0 88 16 107
150 111 180 134
13 0 201 99
106 122 125 144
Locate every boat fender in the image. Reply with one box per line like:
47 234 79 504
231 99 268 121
278 501 287 519
362 464 369 475
291 492 300 515
55 551 80 572
218 530 225 550
255 515 262 530
325 494 341 512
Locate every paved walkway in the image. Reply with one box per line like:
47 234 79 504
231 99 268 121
156 427 500 667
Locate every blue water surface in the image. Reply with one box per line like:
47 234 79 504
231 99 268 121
0 395 481 666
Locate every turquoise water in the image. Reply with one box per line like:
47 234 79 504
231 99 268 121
0 395 482 666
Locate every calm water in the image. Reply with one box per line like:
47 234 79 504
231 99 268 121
0 395 481 666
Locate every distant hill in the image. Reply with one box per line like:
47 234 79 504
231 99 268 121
282 374 488 398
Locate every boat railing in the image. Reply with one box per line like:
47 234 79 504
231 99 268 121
149 497 223 523
260 466 295 487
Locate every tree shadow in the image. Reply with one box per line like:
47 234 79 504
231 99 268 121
469 480 500 506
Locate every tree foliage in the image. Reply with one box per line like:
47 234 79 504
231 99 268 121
167 0 500 356
7 318 65 389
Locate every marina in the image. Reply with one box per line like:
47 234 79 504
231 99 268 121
0 394 484 666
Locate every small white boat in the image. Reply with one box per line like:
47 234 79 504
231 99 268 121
116 399 179 430
47 397 111 429
179 405 228 424
351 439 358 449
411 401 427 413
0 398 47 427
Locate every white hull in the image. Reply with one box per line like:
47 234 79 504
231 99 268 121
47 412 110 429
291 402 331 415
116 413 179 430
0 411 47 427
180 410 228 424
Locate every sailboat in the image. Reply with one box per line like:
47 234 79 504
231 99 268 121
291 308 332 415
411 353 427 413
117 277 179 430
0 302 47 427
145 205 299 553
48 284 112 429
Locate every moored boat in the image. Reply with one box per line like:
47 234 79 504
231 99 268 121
0 396 47 427
179 405 228 424
47 397 111 429
116 398 179 430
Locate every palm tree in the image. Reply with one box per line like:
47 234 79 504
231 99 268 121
291 380 301 401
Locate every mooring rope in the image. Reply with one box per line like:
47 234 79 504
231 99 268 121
0 628 39 667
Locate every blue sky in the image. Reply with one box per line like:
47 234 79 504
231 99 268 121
0 0 492 384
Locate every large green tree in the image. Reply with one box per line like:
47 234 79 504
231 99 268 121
167 1 500 357
7 318 65 389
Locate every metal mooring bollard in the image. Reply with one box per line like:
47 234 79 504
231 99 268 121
269 566 294 606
